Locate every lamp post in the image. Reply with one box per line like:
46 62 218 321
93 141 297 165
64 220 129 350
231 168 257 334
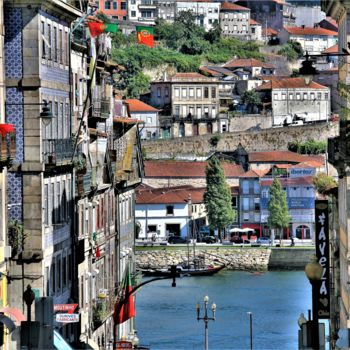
23 284 35 350
305 255 323 350
196 295 216 350
247 312 253 350
6 100 54 126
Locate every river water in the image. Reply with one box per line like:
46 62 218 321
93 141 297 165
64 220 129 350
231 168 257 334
135 269 322 350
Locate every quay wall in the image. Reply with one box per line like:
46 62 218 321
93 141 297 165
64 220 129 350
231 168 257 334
135 247 314 271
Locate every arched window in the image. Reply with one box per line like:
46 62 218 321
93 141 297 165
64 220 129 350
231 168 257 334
295 225 310 239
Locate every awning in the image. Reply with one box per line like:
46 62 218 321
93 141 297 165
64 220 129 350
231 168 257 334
0 124 15 137
0 307 25 325
113 117 140 124
0 314 16 333
54 330 73 350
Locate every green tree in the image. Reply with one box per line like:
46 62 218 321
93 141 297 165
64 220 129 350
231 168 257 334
241 90 262 113
204 157 235 241
204 22 222 44
313 173 337 195
267 178 291 244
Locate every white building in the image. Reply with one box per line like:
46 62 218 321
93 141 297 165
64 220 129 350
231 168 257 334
220 2 251 39
255 77 331 125
176 0 221 31
128 0 157 25
278 26 338 54
125 99 159 140
135 186 206 239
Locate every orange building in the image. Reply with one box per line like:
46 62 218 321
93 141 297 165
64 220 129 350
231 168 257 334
98 0 128 20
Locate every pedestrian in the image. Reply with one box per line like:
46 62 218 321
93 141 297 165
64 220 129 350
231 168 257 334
290 235 295 247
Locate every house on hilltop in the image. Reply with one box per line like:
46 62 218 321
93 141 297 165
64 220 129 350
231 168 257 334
255 77 331 125
150 73 229 138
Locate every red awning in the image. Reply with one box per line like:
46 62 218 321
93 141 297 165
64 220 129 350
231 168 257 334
113 117 140 124
0 307 25 325
0 124 15 137
242 224 261 229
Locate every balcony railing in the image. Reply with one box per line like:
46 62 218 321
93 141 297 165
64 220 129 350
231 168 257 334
92 293 115 330
42 139 73 165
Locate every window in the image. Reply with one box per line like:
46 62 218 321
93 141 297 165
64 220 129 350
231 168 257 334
166 205 174 215
41 21 46 59
317 92 322 100
45 266 50 296
197 88 202 98
131 11 136 17
165 87 169 97
157 87 161 98
325 93 329 100
204 107 209 117
174 105 180 116
282 93 286 100
204 87 209 98
242 25 247 32
303 92 308 100
251 27 256 34
254 198 260 211
296 93 301 100
212 107 216 117
113 1 118 10
189 88 194 97
289 93 293 100
233 25 237 31
182 88 187 98
242 180 249 194
174 88 180 98
211 87 216 98
274 93 278 100
105 1 111 10
253 181 260 194
44 184 49 225
57 256 61 292
51 183 55 224
243 197 249 211
47 24 52 59
196 107 201 117
243 213 249 221
232 197 237 208
121 1 127 10
147 116 152 124
310 92 315 100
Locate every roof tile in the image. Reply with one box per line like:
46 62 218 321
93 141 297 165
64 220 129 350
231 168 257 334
224 58 275 69
255 77 327 90
283 26 338 36
125 99 159 113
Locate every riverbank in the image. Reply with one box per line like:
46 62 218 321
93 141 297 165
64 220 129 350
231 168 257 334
135 246 315 271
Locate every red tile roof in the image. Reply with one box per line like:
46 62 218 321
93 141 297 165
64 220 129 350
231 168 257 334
224 58 275 69
248 151 324 164
242 169 270 178
255 77 327 90
283 26 338 36
125 99 158 113
144 160 245 178
172 72 207 80
199 66 222 77
250 19 260 25
260 176 314 187
322 44 338 54
136 186 206 205
263 27 278 36
221 2 250 11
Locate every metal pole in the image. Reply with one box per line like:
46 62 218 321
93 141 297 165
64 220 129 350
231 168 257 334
204 299 208 350
312 281 320 350
248 312 253 350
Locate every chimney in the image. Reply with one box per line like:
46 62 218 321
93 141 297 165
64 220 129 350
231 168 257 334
304 76 311 85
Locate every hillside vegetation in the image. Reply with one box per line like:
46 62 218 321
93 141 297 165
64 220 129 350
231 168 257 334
112 12 263 97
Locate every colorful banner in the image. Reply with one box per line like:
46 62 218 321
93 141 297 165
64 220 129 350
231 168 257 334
88 22 118 37
315 200 330 319
136 25 154 48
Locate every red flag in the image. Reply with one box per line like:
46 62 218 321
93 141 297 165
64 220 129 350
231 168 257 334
113 267 135 325
136 26 154 48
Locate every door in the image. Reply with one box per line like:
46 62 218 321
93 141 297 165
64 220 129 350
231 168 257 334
166 224 181 237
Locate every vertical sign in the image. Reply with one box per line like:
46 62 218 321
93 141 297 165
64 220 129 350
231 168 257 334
315 200 330 319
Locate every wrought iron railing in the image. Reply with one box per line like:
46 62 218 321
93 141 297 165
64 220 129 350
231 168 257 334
0 133 16 165
42 139 73 164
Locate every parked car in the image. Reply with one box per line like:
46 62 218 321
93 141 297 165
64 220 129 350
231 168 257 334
230 236 250 245
256 237 271 245
168 236 188 244
201 236 216 244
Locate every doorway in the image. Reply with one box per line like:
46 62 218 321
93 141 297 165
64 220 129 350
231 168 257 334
165 223 181 237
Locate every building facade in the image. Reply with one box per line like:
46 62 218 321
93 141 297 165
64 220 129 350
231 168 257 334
98 0 128 20
255 77 331 125
128 0 157 25
220 2 251 40
278 26 338 55
150 73 229 138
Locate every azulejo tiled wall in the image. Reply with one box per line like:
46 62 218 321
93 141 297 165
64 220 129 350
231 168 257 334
4 7 22 79
5 7 24 221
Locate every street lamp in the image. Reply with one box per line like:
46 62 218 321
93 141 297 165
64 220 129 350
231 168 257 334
5 100 54 126
196 295 216 350
305 255 323 350
23 284 35 350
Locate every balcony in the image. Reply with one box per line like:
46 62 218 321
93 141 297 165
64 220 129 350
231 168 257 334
92 293 115 330
0 125 16 168
139 0 157 9
71 25 87 52
42 139 73 165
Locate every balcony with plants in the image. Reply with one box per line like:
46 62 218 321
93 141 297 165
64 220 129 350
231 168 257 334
0 124 16 169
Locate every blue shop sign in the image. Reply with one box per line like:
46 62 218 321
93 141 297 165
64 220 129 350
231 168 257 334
261 197 314 209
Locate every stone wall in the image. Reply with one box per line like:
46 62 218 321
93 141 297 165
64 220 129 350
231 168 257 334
229 114 273 132
136 246 315 271
136 247 271 272
141 122 338 159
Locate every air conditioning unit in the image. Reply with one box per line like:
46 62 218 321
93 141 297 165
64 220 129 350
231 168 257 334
4 246 12 258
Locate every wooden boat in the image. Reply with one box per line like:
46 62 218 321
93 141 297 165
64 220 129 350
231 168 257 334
140 263 225 277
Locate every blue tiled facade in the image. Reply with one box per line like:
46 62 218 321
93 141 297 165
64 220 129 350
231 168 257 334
41 66 69 85
7 173 23 221
4 7 23 79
